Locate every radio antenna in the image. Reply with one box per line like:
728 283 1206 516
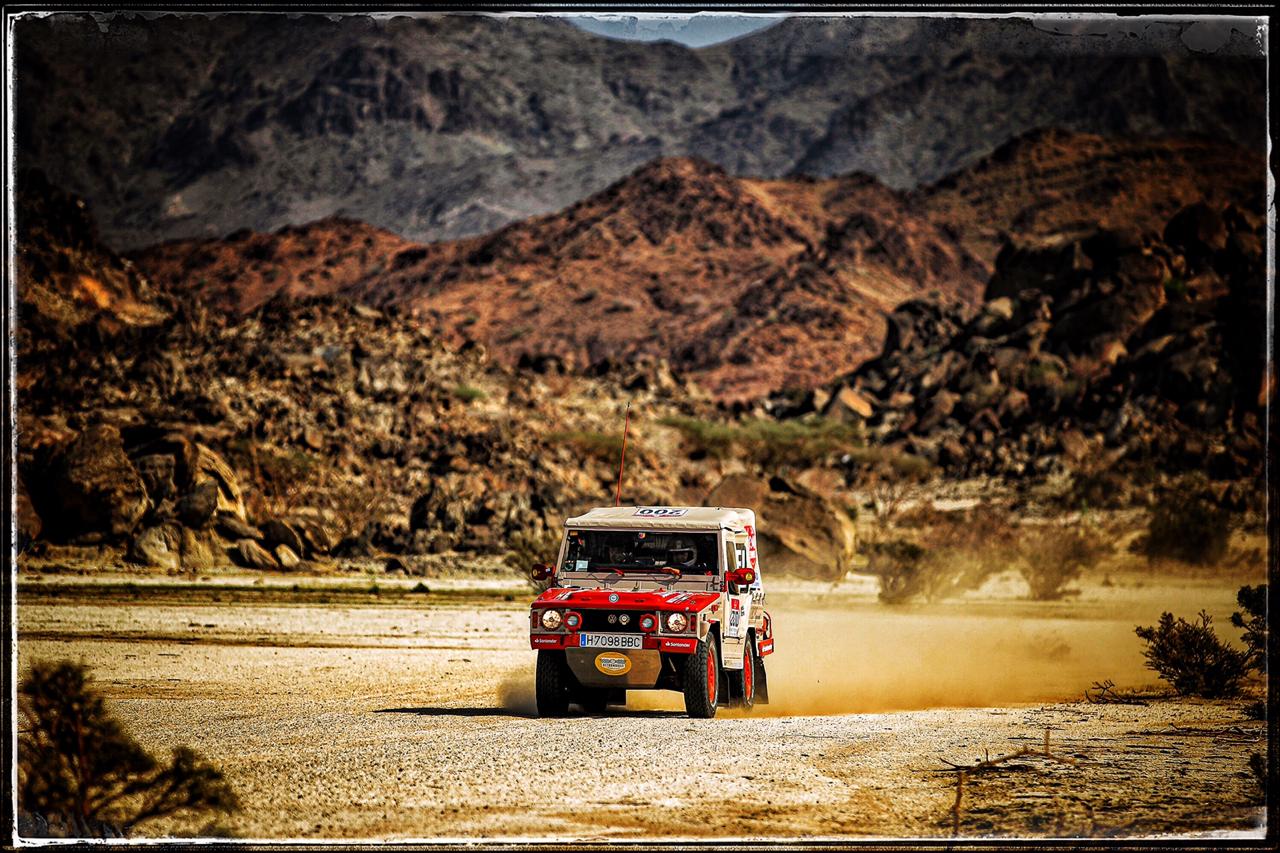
614 402 632 507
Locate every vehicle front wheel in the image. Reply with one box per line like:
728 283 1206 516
682 638 720 719
535 650 574 717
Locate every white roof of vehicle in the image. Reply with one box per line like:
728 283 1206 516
565 506 755 533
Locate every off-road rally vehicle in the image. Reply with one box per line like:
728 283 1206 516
528 506 774 718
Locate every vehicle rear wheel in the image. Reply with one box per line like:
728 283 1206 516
535 650 574 717
682 639 720 719
736 640 757 711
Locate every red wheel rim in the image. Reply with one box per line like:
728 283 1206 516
744 649 753 700
706 646 717 704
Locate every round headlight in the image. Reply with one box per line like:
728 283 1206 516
540 609 562 630
639 614 657 632
665 612 688 633
564 611 582 631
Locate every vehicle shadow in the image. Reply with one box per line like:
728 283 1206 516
375 706 685 720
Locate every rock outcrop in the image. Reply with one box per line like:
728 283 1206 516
797 202 1267 485
705 474 856 580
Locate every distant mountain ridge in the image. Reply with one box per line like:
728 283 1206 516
16 13 1266 249
131 130 1264 402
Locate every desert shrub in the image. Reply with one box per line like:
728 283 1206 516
503 525 563 594
1143 476 1233 565
865 504 1015 603
18 661 238 837
1134 611 1250 698
659 415 864 469
452 383 486 402
1018 523 1111 600
546 430 623 465
1231 584 1267 672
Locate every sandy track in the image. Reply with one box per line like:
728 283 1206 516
16 573 1267 840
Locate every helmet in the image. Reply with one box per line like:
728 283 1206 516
669 546 696 565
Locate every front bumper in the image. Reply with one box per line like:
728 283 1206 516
530 633 698 654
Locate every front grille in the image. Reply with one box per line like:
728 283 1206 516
580 610 649 633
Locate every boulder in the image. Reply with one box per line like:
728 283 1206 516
825 386 875 422
128 523 183 571
215 511 262 541
44 424 150 542
274 544 301 569
287 515 339 556
232 538 277 570
175 481 219 528
181 441 248 522
129 434 248 523
132 453 177 504
180 527 223 571
261 519 305 556
705 473 855 581
1164 202 1228 262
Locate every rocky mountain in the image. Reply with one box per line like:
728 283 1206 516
777 200 1268 500
14 177 858 578
15 13 1265 249
133 131 1263 402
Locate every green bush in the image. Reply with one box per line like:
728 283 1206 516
18 661 238 837
1134 611 1250 698
452 384 487 402
503 526 563 594
659 415 863 468
545 430 623 465
865 505 1016 604
1018 524 1110 600
1231 584 1267 672
1143 477 1233 565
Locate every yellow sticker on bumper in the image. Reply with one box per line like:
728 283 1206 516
594 652 633 676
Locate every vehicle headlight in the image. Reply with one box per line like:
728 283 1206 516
665 612 688 633
540 609 563 630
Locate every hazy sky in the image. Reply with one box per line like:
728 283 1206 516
566 14 781 47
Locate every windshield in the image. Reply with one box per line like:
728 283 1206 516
561 530 720 575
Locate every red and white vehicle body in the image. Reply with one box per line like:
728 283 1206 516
528 506 774 718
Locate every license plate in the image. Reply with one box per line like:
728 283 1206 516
578 632 642 650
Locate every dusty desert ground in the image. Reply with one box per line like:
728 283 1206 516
15 567 1268 841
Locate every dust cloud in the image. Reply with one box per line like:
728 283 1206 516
497 671 538 716
503 581 1248 717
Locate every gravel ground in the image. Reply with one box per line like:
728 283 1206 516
15 572 1268 841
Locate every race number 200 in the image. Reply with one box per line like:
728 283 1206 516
634 507 689 518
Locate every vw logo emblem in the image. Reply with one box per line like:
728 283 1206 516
608 593 619 603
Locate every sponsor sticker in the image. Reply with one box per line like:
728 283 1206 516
634 507 689 518
594 652 632 676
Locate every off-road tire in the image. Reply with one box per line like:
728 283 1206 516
682 639 720 719
536 650 574 717
734 640 757 711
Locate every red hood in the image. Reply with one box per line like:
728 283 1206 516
531 587 720 613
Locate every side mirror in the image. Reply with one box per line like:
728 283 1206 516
729 568 756 590
530 563 554 582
